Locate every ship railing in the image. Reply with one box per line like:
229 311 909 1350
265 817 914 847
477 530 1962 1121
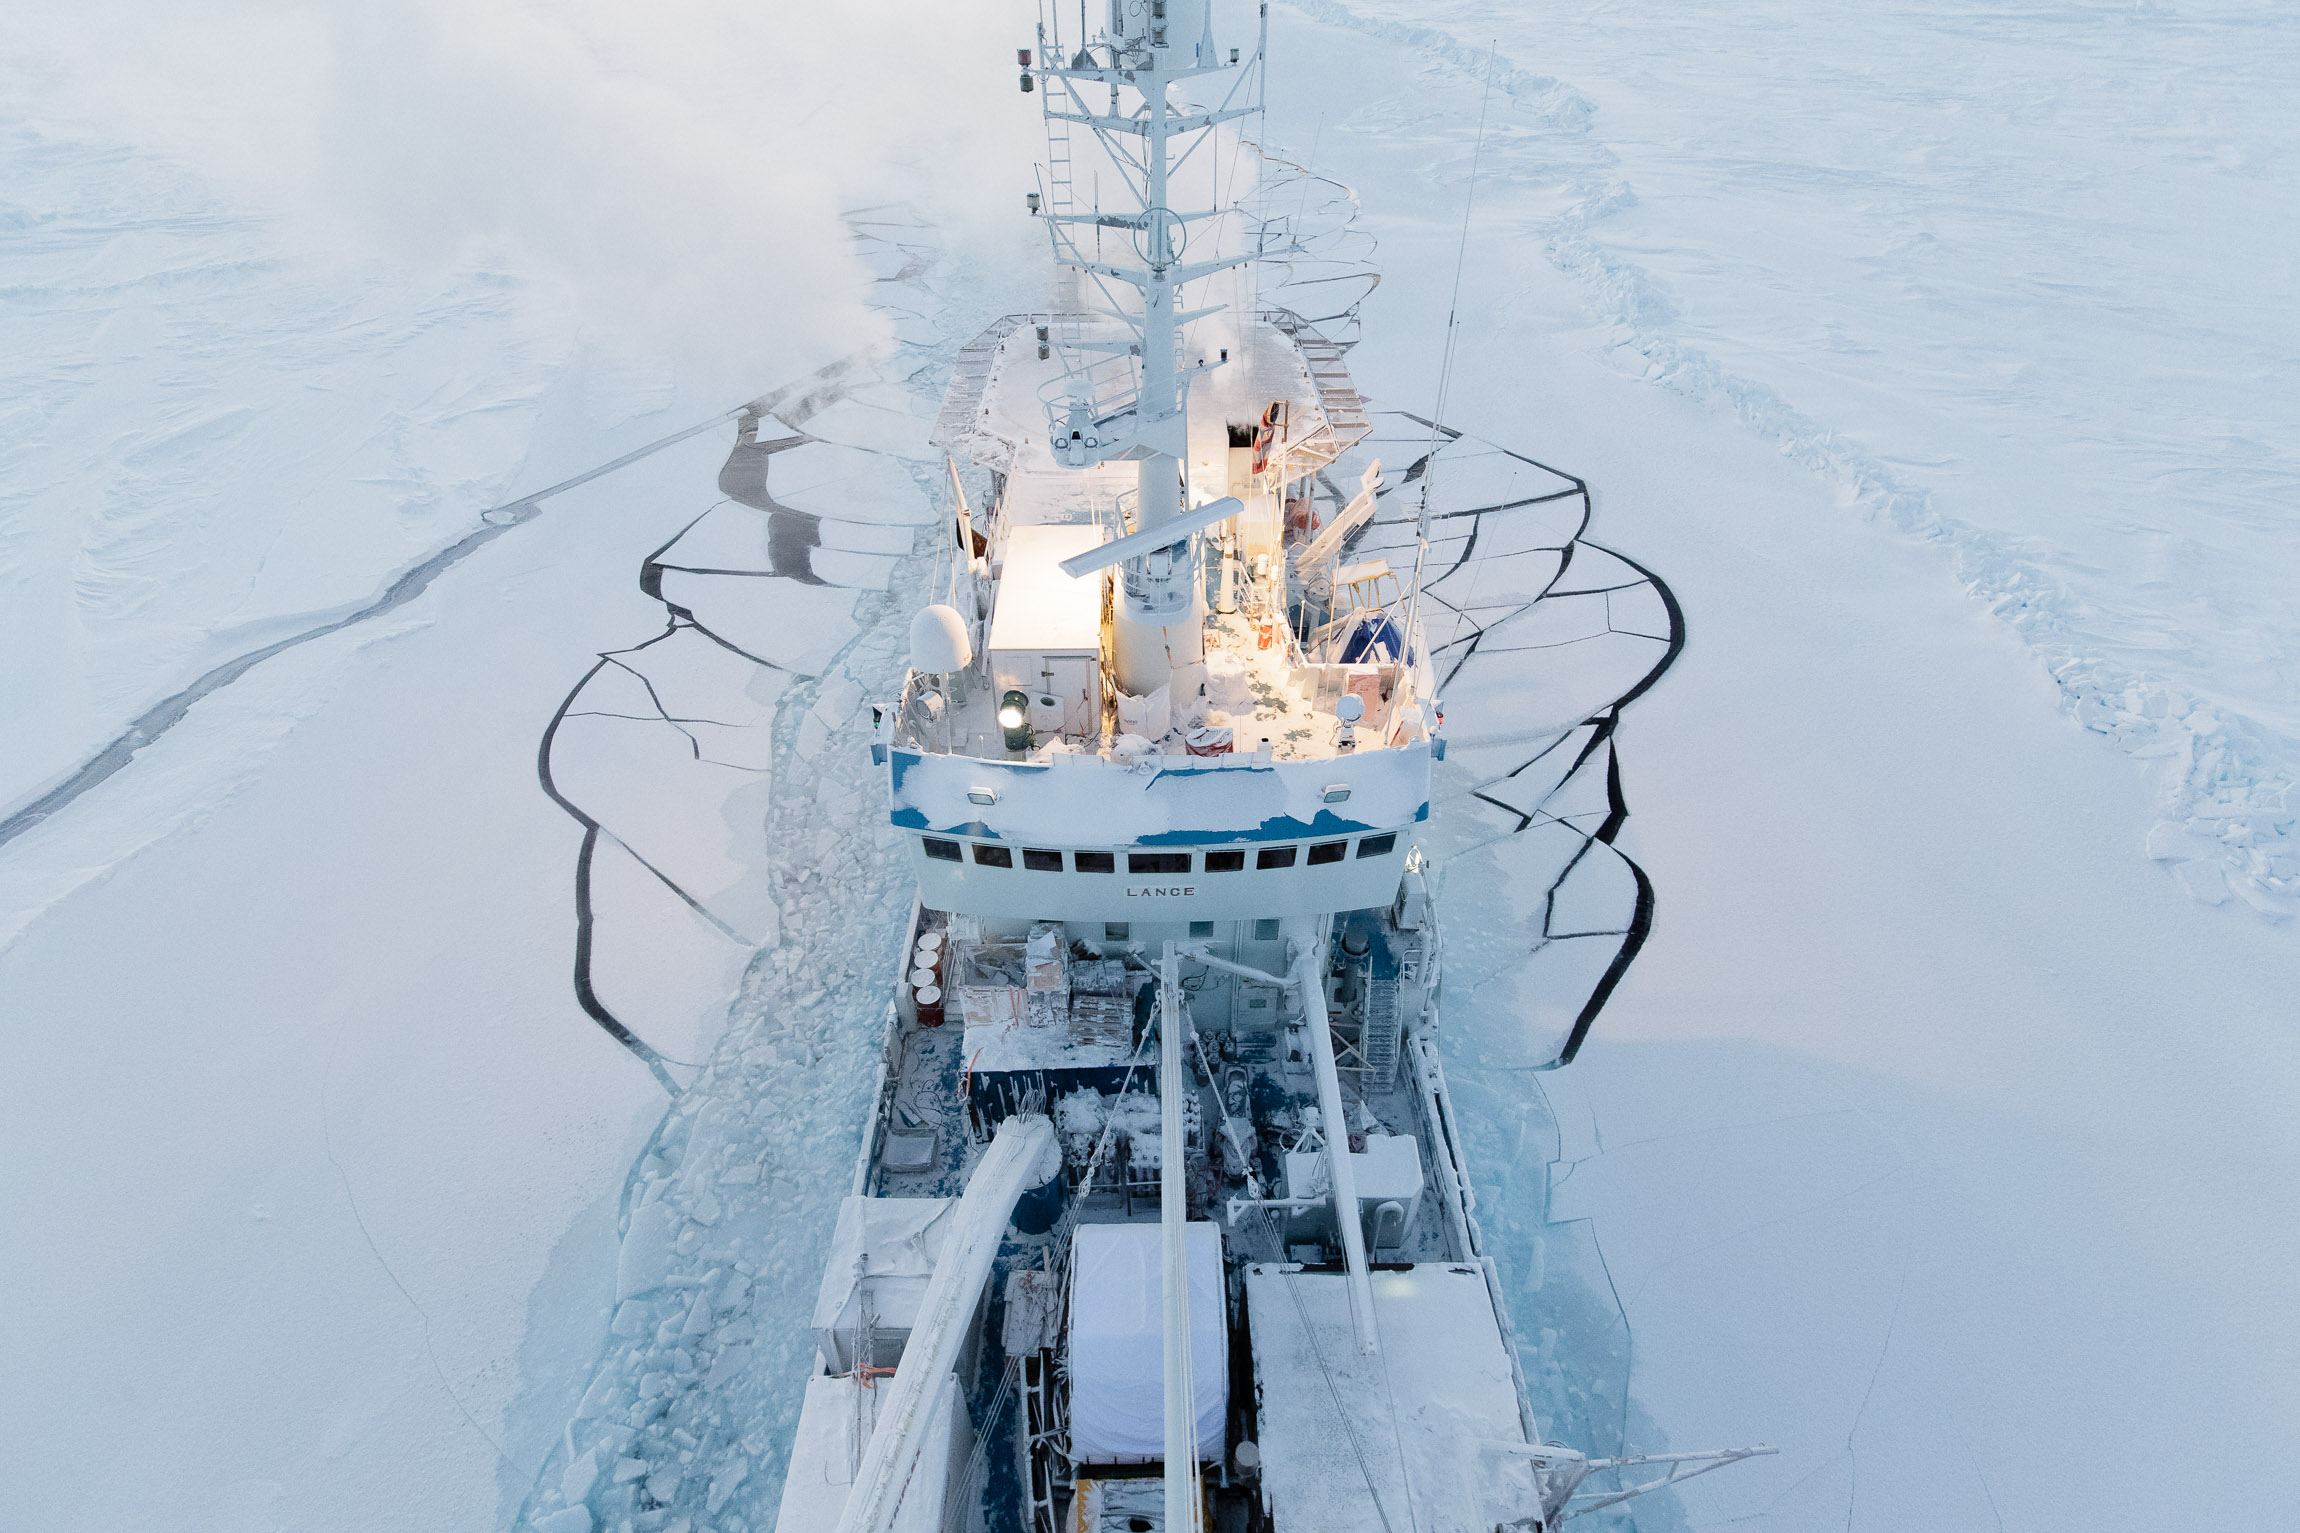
930 314 1033 471
1255 306 1374 484
888 661 1437 761
932 309 1173 475
887 549 1432 759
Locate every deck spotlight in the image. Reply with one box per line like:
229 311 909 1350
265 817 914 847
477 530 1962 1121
1027 192 1042 214
999 690 1034 751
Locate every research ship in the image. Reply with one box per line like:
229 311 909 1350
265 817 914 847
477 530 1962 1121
772 8 1764 1533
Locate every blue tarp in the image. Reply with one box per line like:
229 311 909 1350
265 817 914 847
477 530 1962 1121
1336 611 1409 666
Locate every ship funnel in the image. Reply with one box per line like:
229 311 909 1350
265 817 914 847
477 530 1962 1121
909 605 972 674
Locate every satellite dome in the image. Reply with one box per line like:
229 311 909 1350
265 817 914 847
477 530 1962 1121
908 605 972 673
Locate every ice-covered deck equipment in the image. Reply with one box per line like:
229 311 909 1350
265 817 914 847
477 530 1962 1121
1244 1264 1536 1533
810 1195 956 1375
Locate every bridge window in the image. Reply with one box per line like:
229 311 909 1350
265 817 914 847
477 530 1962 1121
1356 833 1397 858
1105 923 1130 941
923 837 962 862
1023 849 1064 871
1307 841 1346 865
1189 921 1215 939
1256 846 1297 870
1075 851 1115 873
973 844 1014 868
1204 849 1245 872
1129 851 1191 875
1253 918 1282 941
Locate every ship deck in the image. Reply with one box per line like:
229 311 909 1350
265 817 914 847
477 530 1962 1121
954 314 1341 499
911 605 1361 763
870 1004 1463 1270
866 903 1469 1272
901 307 1418 769
826 897 1540 1533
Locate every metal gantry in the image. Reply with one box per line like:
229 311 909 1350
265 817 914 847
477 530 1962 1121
1027 0 1269 692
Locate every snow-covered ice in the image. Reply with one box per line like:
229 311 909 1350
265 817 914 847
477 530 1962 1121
0 107 568 825
1263 4 2300 1526
6 3 2299 1532
1296 0 2300 917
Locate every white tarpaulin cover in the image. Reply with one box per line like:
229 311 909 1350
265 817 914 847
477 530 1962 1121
1244 1264 1537 1533
811 1196 955 1375
773 1370 971 1533
1067 1221 1227 1464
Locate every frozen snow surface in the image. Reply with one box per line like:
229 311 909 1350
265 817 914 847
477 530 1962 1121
0 54 976 1528
1291 0 2300 917
6 4 2300 1533
1258 4 2300 1530
0 102 574 821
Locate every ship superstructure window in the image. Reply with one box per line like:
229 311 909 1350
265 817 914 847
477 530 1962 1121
973 844 1014 868
1256 846 1297 870
1129 851 1191 875
1105 923 1129 941
1307 841 1346 865
1189 921 1215 939
1023 849 1064 871
1204 849 1245 872
1254 918 1282 941
1075 851 1115 873
923 837 962 862
1356 833 1397 858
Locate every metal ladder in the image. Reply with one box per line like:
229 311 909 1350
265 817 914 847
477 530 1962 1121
1258 309 1374 480
1361 925 1429 1087
1039 82 1130 423
1358 974 1401 1086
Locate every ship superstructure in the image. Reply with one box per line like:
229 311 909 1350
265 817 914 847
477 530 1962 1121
771 8 1764 1533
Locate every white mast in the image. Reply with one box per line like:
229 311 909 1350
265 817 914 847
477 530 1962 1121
1158 945 1201 1533
1031 0 1264 694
